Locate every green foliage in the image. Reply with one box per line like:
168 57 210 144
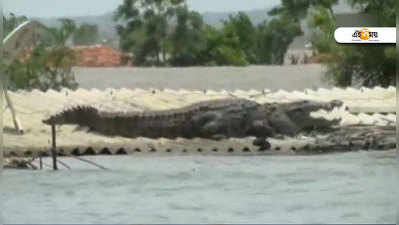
73 24 100 45
44 18 76 46
3 13 28 35
347 0 396 26
307 0 396 87
221 12 257 64
269 0 338 22
308 7 337 54
6 45 78 91
324 45 395 87
269 0 396 87
196 12 300 66
4 15 78 91
214 45 249 66
115 0 305 67
115 0 185 65
254 22 273 64
169 7 205 66
256 16 302 65
198 25 248 66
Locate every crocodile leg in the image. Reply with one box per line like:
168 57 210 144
249 120 274 151
253 138 271 151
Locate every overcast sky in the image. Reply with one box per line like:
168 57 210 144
3 0 281 18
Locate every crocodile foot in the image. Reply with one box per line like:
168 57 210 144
253 138 271 151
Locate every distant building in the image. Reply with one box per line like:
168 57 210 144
284 12 378 65
284 36 312 65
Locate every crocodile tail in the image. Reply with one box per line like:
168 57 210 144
42 105 99 126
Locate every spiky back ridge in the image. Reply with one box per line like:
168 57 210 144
43 105 100 125
100 98 258 117
44 98 260 125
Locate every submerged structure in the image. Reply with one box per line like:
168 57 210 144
1 87 395 158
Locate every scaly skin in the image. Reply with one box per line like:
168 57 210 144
43 99 343 150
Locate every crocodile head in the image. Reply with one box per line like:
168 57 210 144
284 100 343 114
43 105 99 126
283 100 343 132
264 100 343 136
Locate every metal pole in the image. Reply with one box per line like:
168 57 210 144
51 125 58 170
1 19 43 172
39 154 43 170
4 89 23 134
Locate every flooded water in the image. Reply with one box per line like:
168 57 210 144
1 66 395 223
74 65 330 91
1 150 396 224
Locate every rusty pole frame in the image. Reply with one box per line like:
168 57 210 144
51 125 58 170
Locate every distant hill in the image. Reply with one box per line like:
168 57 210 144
202 8 271 28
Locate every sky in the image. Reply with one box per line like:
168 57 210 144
3 0 281 18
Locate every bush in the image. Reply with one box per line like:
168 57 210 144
308 1 395 87
214 46 249 66
4 15 79 91
6 45 78 91
324 45 395 87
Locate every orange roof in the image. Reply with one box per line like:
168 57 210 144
73 45 126 67
17 45 133 67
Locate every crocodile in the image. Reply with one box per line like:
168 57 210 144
43 98 343 150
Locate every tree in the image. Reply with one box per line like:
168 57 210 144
308 0 395 87
271 0 395 87
114 0 185 66
169 6 205 66
3 13 28 35
45 19 76 47
198 11 302 66
268 0 338 58
198 25 249 66
255 16 302 65
4 15 78 91
269 0 338 22
221 12 257 64
347 0 395 26
73 24 100 45
6 44 78 91
308 6 337 55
